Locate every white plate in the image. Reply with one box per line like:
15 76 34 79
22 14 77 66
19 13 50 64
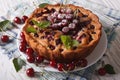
17 29 107 72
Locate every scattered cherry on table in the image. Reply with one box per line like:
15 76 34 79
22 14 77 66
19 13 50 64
26 47 34 56
98 67 107 76
19 44 26 52
22 15 28 23
27 55 35 63
26 68 35 77
1 35 9 43
49 60 57 68
35 56 44 63
57 63 64 71
13 17 22 24
67 63 75 71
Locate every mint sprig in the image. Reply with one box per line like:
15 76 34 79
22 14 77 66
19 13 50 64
72 40 79 47
39 3 48 8
32 20 50 29
27 26 37 33
0 20 11 31
60 35 79 49
104 64 115 74
13 58 26 72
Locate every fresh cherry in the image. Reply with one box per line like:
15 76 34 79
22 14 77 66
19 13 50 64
75 59 88 67
49 60 57 68
22 15 28 23
98 68 106 76
62 27 69 33
1 35 9 43
27 55 35 63
26 48 34 56
68 23 76 30
19 44 26 52
13 17 21 24
20 32 27 45
26 68 35 77
66 8 73 14
35 56 44 63
57 63 64 71
67 63 75 71
20 39 27 46
20 32 25 40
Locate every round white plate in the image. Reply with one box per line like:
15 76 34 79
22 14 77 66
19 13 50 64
17 29 107 72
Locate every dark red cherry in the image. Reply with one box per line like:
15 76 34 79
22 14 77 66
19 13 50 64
62 27 69 33
73 19 78 24
57 63 64 71
20 39 27 46
61 19 68 26
13 17 21 24
35 56 44 63
26 48 34 56
20 32 25 39
1 35 9 43
26 68 35 77
67 63 75 71
98 68 106 76
75 59 88 67
66 8 73 14
49 60 57 68
50 24 58 29
57 14 65 19
19 44 26 52
65 14 73 20
60 8 66 13
22 15 28 23
68 23 76 30
27 55 35 63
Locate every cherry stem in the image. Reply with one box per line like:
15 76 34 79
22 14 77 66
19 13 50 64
101 61 105 67
21 7 27 15
33 1 38 8
64 0 68 5
0 27 4 33
62 68 68 73
74 8 79 18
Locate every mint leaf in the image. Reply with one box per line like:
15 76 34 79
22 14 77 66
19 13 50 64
38 21 50 28
31 19 38 25
72 40 79 47
104 64 115 74
0 20 11 31
27 26 37 33
32 20 50 29
60 35 79 49
13 58 26 72
60 35 72 49
39 3 48 8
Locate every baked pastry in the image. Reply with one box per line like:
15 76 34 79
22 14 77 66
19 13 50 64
22 4 102 63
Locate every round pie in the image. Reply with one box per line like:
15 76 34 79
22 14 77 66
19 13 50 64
22 4 102 63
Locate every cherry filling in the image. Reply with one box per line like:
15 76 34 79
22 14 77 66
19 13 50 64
49 45 55 50
90 25 95 29
34 33 39 37
29 21 34 25
46 7 91 41
35 12 43 17
55 38 61 45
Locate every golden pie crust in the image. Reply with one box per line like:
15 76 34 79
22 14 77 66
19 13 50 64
22 4 102 63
